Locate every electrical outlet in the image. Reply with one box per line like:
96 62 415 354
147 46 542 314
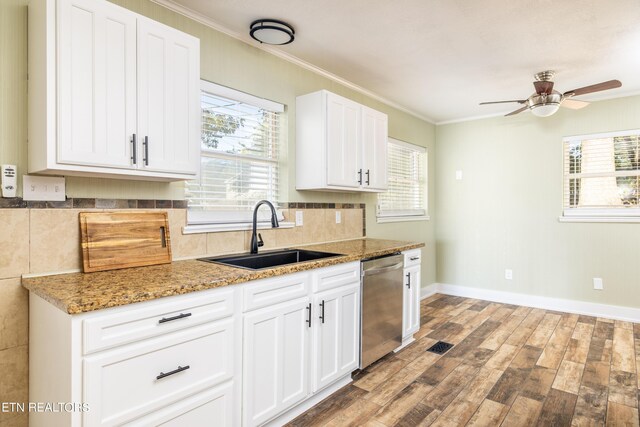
22 175 66 201
505 269 513 280
593 277 603 290
456 170 463 180
295 210 303 226
335 211 341 224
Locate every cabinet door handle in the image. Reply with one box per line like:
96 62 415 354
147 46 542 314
131 134 137 164
306 303 312 327
406 273 411 289
319 300 325 324
143 136 149 166
357 169 363 185
158 312 192 324
156 365 190 380
365 169 370 185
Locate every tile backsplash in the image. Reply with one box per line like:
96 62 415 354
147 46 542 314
0 200 364 425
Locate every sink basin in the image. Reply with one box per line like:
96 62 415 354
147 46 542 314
199 249 341 270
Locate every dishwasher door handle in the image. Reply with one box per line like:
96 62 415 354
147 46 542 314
363 262 404 276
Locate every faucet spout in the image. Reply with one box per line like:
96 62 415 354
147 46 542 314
250 200 279 254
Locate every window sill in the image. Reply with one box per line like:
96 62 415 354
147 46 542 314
183 221 295 234
376 215 430 224
558 216 640 223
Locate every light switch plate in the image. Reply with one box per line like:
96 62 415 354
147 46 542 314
1 164 17 198
23 175 66 201
335 211 341 224
505 269 513 280
456 170 463 180
295 210 303 226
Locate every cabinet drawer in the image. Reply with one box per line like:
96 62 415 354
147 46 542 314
83 288 234 354
125 382 235 426
403 249 422 268
242 272 309 312
83 320 234 427
312 262 361 293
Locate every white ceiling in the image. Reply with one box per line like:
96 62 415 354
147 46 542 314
164 0 640 123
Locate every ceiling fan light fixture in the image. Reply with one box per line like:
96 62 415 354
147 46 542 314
250 19 295 45
530 102 560 117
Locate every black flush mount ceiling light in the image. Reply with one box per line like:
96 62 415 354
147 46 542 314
250 19 295 45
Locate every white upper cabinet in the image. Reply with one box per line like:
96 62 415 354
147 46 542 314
325 93 361 188
137 17 200 175
296 90 388 192
361 106 389 190
57 0 137 169
28 0 200 181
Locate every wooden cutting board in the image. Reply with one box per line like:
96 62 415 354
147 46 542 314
80 211 172 273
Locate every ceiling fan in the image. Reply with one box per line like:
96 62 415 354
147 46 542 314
479 71 622 117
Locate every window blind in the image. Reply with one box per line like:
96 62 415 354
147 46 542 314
186 82 283 224
377 139 427 218
563 130 640 213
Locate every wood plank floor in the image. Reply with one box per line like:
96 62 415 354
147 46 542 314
287 294 640 427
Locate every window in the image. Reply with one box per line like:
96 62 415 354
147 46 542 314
377 138 428 222
562 129 640 221
186 81 285 229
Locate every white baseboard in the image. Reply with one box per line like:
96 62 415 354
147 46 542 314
421 283 640 323
420 284 438 300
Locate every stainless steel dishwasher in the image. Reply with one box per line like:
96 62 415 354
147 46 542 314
361 253 404 369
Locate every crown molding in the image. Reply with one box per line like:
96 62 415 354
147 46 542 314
150 0 435 124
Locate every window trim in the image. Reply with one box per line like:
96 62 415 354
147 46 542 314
184 80 285 232
560 128 640 223
376 138 429 223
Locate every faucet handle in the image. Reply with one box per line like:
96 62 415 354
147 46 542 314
257 233 264 247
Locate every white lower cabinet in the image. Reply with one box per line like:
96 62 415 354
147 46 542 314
83 320 234 426
401 249 422 346
126 382 235 427
30 260 372 426
242 297 311 426
311 283 360 393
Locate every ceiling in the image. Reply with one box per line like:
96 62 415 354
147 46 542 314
164 0 640 123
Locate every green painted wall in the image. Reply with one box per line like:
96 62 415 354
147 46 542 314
435 95 640 308
0 0 436 286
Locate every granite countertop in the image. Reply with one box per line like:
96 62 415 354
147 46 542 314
22 238 424 315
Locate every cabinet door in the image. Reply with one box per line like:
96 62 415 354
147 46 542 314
361 106 388 190
403 266 421 339
326 93 361 188
137 17 200 175
243 298 310 426
57 0 136 168
312 283 360 393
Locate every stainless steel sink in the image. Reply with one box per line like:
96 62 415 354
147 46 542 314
198 249 341 270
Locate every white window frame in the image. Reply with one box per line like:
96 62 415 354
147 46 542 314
560 129 640 223
184 80 293 233
376 138 429 223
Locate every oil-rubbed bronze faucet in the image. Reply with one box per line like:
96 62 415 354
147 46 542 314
250 200 279 254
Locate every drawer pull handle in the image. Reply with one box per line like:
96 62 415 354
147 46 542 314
409 256 420 261
158 312 192 324
156 365 190 380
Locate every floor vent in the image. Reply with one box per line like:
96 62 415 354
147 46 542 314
426 341 454 355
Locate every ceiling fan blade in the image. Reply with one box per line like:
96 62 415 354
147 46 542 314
563 80 622 97
561 99 590 110
505 106 529 116
534 81 554 95
479 100 526 105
